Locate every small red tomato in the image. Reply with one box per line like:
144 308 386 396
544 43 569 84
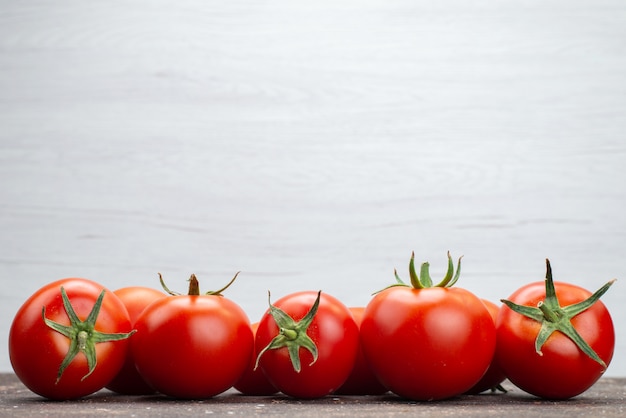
361 252 496 401
105 286 167 395
131 273 253 399
233 322 278 395
255 290 359 399
9 278 134 400
464 299 507 394
334 307 388 395
496 259 615 399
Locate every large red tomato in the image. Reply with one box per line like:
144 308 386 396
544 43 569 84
334 307 388 395
105 286 167 395
131 273 253 399
9 278 134 400
255 290 359 399
360 252 496 401
496 259 615 399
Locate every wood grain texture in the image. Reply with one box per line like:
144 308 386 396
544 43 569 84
0 373 625 415
1 0 625 375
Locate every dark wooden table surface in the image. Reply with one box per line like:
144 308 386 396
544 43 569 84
0 373 624 417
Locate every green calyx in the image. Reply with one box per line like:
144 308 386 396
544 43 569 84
254 290 321 373
501 259 615 369
42 287 136 384
375 251 463 294
159 271 240 296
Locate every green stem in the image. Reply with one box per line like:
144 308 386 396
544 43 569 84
537 301 560 323
205 271 240 296
375 252 464 293
255 291 321 373
188 274 200 296
77 331 89 351
42 287 135 383
409 252 424 289
501 259 615 369
281 328 298 340
159 272 241 296
419 262 433 288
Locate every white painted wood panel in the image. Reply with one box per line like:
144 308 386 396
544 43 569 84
1 0 625 376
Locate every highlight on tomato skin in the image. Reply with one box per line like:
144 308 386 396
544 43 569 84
9 278 135 401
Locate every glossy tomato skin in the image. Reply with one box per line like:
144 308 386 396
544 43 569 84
255 291 359 399
105 287 167 395
233 322 278 396
334 307 388 395
496 281 614 399
361 286 496 401
464 299 507 394
9 278 133 400
131 295 253 399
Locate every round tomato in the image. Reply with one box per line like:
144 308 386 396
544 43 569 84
233 322 278 396
131 273 253 399
360 252 496 401
496 259 615 399
255 290 359 399
9 278 134 400
105 286 167 395
464 299 507 394
334 307 388 395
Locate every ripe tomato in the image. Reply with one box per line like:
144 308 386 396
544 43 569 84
464 299 507 394
131 273 253 399
233 322 278 396
255 290 359 399
9 278 134 400
105 286 167 395
334 307 388 395
360 252 496 401
496 259 615 399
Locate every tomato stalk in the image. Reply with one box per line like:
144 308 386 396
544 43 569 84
42 287 136 384
380 251 462 293
254 290 321 373
158 271 240 296
500 259 616 369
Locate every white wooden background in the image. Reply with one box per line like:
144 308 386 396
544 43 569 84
1 0 625 376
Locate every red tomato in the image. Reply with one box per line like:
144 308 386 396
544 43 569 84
255 290 359 399
496 259 615 399
131 273 253 399
9 278 134 400
334 307 388 395
464 299 507 394
105 286 167 395
360 253 496 401
233 322 278 395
